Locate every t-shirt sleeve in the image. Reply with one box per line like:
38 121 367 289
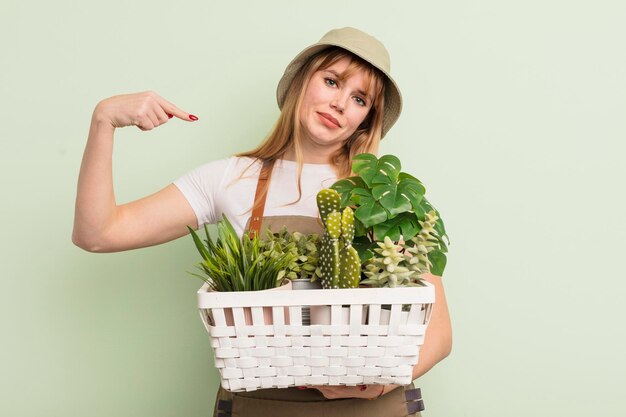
172 157 232 229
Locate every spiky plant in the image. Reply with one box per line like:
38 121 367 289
187 216 297 292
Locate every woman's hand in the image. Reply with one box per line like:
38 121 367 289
305 384 394 400
92 91 198 130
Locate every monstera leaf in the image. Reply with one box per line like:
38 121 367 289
326 153 450 279
372 212 419 241
372 182 412 218
371 154 401 185
351 153 379 186
354 194 388 228
332 177 367 207
428 250 447 276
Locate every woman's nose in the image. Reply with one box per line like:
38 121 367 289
330 94 346 113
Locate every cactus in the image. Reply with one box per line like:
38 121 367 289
317 189 361 289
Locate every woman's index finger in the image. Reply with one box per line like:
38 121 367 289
157 95 199 121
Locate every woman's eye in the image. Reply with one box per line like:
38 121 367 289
325 78 337 87
354 96 366 106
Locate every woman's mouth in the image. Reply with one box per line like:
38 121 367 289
317 112 341 128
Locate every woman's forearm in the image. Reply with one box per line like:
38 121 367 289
411 273 453 380
72 114 118 251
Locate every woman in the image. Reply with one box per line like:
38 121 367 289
73 27 451 416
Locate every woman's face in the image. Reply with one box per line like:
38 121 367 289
298 57 373 157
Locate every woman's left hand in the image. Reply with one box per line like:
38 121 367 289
307 384 393 399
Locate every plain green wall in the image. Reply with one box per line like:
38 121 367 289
1 1 625 416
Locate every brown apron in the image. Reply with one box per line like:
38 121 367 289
210 161 425 416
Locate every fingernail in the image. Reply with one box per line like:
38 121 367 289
167 114 173 119
189 114 198 121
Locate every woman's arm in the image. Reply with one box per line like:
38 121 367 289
72 91 199 253
411 272 453 378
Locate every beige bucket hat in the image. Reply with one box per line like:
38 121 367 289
276 27 402 139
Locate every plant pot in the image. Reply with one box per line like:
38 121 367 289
290 278 321 325
220 280 293 326
376 304 429 325
377 305 409 325
310 304 368 325
290 277 322 290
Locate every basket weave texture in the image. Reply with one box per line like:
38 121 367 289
198 284 434 392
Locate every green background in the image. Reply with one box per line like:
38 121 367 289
1 1 624 416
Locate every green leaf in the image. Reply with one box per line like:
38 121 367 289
331 178 357 207
398 172 422 182
354 199 388 228
353 218 367 237
399 181 425 211
350 187 372 206
332 177 368 208
372 182 413 218
352 236 376 262
428 251 447 276
332 176 366 193
187 226 210 261
372 212 419 241
351 153 378 187
372 155 401 184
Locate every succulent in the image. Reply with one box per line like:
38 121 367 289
259 228 321 281
317 189 361 289
361 236 421 287
403 210 444 274
187 216 297 292
361 210 444 287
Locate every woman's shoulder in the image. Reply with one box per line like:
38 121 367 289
187 156 260 176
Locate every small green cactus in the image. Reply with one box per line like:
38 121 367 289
317 189 361 289
317 188 341 223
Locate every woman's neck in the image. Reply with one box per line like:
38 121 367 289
283 145 336 165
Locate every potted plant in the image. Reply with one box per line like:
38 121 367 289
258 227 322 290
314 153 449 324
188 215 297 325
310 189 366 324
257 227 322 325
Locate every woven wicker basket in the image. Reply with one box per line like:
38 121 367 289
197 283 434 392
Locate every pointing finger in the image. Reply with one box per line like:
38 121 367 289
156 95 198 122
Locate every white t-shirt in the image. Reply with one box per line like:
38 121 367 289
173 157 337 237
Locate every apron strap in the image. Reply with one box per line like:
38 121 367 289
248 159 274 239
